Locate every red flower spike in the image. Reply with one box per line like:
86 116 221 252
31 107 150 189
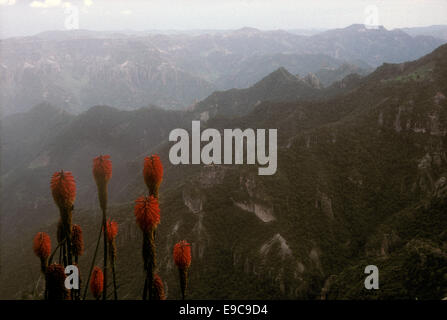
46 264 67 300
143 154 163 195
33 232 51 260
71 224 84 257
93 155 112 187
173 240 191 270
134 196 160 233
51 170 76 210
106 219 118 242
90 266 104 299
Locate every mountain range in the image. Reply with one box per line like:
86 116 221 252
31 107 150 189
402 25 447 41
1 24 444 116
1 39 447 299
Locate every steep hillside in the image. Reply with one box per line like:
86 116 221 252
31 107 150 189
315 64 371 87
193 67 322 119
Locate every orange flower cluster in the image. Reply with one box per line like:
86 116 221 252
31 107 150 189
173 240 192 270
106 219 118 242
50 170 76 210
90 266 104 299
71 224 84 257
134 196 160 233
143 154 163 196
93 155 112 187
33 232 51 260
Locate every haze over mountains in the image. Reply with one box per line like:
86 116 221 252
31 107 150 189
402 25 447 41
1 24 445 116
1 32 447 299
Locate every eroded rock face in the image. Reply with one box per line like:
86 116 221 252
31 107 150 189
181 183 210 260
199 111 209 122
183 187 204 214
394 106 404 132
382 93 447 137
257 234 304 296
233 174 276 222
415 151 446 194
309 247 323 272
304 73 322 89
428 111 444 136
315 189 334 219
260 234 292 259
434 176 447 198
233 200 275 222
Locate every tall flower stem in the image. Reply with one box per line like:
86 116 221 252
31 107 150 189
60 207 74 268
111 260 118 300
71 224 84 301
74 255 80 300
102 209 108 300
134 195 160 300
60 208 74 300
142 230 155 300
142 277 148 300
140 155 163 300
33 232 51 300
92 155 112 300
179 268 188 300
50 170 76 268
106 219 119 300
48 238 67 265
62 243 67 266
108 237 118 300
82 223 102 300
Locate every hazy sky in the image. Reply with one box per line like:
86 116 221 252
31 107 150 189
1 0 447 38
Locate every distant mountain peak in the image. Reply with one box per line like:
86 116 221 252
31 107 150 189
256 67 299 85
232 27 261 35
345 24 386 31
193 66 321 118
